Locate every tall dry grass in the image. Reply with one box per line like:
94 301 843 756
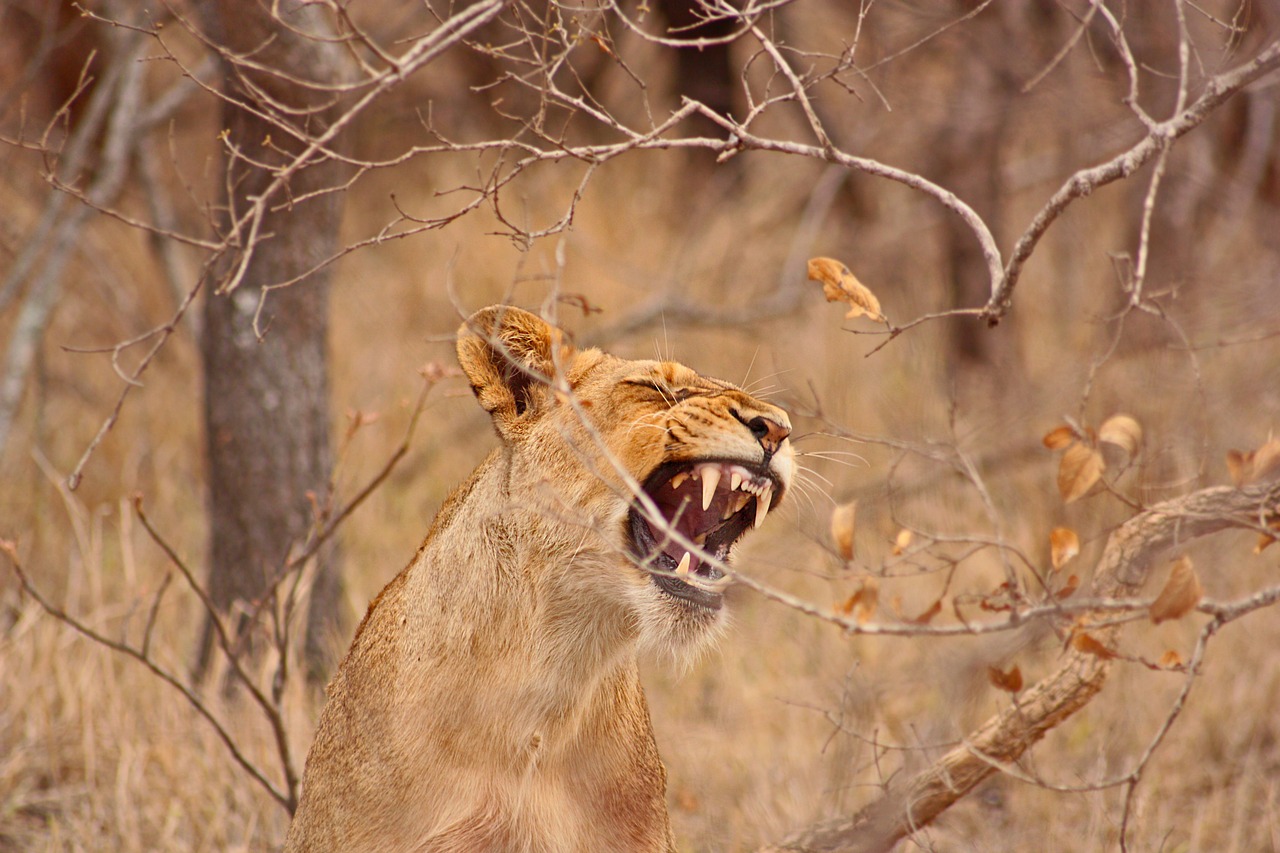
4 4 1280 851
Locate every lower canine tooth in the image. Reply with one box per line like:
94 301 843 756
753 488 773 529
701 467 721 510
675 552 692 576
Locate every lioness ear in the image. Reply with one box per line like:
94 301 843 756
457 306 573 433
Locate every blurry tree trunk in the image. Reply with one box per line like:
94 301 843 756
658 0 736 143
929 5 1019 368
196 0 352 682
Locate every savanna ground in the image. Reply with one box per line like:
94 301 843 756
2 2 1280 851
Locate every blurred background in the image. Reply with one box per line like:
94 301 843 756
1 1 1279 850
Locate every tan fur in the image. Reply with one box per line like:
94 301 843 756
285 306 794 852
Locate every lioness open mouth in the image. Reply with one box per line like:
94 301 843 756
628 460 783 610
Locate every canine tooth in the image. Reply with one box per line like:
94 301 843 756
753 487 773 529
670 471 688 490
701 466 721 510
730 471 743 491
675 551 692 576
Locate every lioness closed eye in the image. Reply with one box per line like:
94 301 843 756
285 306 793 853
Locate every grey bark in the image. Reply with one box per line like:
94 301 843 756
195 0 352 681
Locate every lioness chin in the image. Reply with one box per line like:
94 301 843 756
285 306 793 853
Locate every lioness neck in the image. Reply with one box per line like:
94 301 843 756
404 450 640 739
287 449 674 853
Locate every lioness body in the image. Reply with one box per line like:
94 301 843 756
286 307 792 852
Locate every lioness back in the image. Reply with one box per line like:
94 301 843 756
285 306 793 852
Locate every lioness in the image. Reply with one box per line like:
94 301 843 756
285 306 793 852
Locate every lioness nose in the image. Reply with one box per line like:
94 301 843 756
746 415 791 455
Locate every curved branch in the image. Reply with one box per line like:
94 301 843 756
987 37 1280 322
765 475 1280 852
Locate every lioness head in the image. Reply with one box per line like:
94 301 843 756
458 305 793 656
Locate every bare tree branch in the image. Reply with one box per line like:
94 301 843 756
763 475 1280 852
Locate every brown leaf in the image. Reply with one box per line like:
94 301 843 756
1255 520 1280 554
909 598 943 625
807 257 885 323
1233 441 1276 486
987 664 1024 693
1253 439 1280 483
1226 450 1247 487
1227 438 1280 487
1149 556 1203 624
830 501 857 562
892 528 913 556
838 578 880 625
1072 632 1118 660
855 578 879 625
1058 443 1105 503
978 581 1017 612
1049 527 1079 571
1042 425 1075 450
1159 649 1184 669
1098 414 1143 459
1056 574 1081 599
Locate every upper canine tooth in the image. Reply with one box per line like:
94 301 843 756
675 551 692 576
701 466 721 510
730 471 743 492
753 487 773 529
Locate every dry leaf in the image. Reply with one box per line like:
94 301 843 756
987 664 1024 693
1049 527 1080 571
909 598 943 625
1042 425 1076 450
1226 449 1247 487
838 578 880 625
1056 574 1081 599
1058 443 1105 503
807 257 885 323
892 528 913 556
830 501 857 562
1255 520 1280 554
1072 632 1118 660
1227 438 1280 487
1253 438 1280 482
1149 556 1203 624
856 580 879 625
1099 414 1143 459
1159 649 1184 669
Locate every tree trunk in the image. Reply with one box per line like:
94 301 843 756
196 0 351 682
